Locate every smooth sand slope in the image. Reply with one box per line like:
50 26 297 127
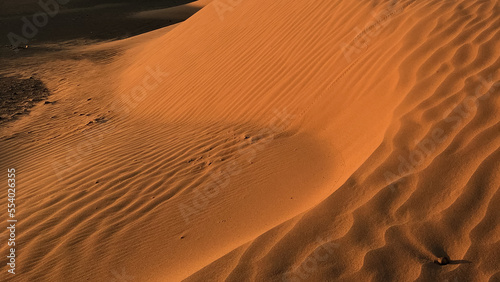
1 0 499 281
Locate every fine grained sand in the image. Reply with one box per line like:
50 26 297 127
0 0 499 281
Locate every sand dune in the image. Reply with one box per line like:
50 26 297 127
0 0 499 281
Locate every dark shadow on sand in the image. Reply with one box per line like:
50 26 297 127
0 0 200 47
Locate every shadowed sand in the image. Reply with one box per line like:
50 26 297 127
0 0 499 281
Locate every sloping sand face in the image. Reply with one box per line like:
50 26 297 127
179 0 500 281
1 0 499 281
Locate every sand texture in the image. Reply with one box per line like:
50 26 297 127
0 0 499 281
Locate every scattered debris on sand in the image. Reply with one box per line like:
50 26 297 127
0 75 50 124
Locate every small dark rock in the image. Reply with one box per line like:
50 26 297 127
434 257 450 265
94 117 108 123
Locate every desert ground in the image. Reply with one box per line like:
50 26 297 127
0 0 499 281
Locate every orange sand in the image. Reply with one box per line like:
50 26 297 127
0 0 499 281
